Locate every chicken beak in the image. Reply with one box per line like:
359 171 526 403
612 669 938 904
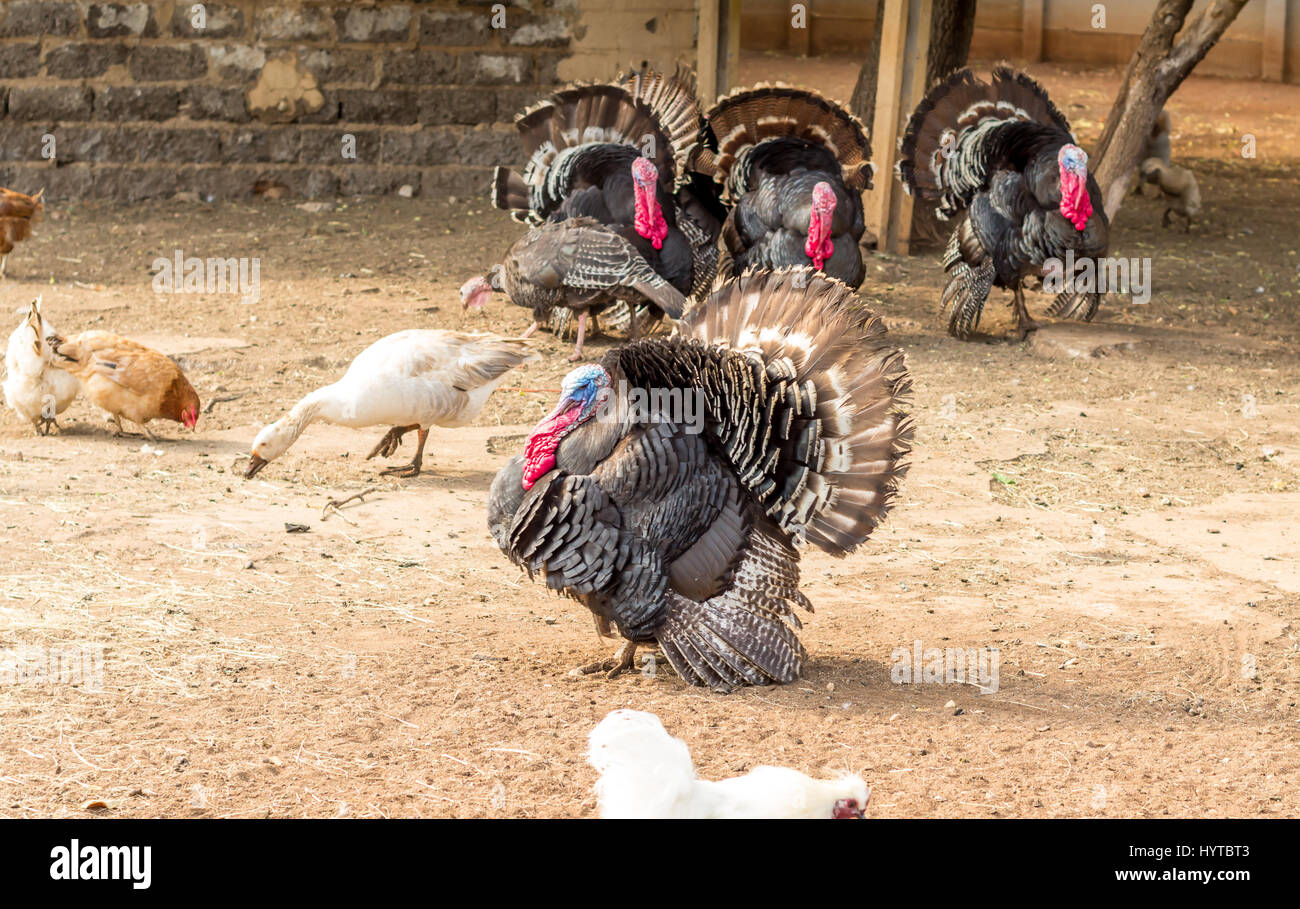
244 454 268 479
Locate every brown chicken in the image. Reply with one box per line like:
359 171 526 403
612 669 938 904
0 186 44 276
50 331 200 439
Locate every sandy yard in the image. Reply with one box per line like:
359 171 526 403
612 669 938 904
1 64 1298 819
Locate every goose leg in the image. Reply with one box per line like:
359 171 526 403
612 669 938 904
574 640 638 680
1011 284 1039 340
380 427 429 478
366 424 417 460
567 311 589 362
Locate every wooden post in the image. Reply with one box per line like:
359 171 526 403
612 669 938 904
698 0 720 105
1021 0 1044 64
865 0 933 255
698 0 741 105
1261 0 1286 82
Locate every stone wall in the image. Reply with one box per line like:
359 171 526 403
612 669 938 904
0 1 590 202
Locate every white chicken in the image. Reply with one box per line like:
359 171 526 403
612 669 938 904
588 709 870 819
245 329 537 479
3 298 79 435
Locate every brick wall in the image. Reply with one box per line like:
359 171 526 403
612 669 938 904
0 1 589 202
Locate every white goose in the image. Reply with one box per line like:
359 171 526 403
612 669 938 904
245 330 537 479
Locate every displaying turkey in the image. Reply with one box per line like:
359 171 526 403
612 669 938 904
693 85 872 288
460 214 687 361
896 65 1110 339
487 267 913 692
475 67 722 355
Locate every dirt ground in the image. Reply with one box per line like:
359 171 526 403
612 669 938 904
1 62 1299 819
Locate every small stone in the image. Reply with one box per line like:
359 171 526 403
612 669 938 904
888 713 901 723
944 699 957 709
397 184 414 198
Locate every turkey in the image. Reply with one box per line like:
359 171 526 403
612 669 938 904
476 67 722 354
588 709 869 819
896 65 1110 339
459 212 687 362
693 85 872 288
487 267 913 692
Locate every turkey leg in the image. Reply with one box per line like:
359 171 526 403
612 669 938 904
379 427 430 478
1011 284 1039 340
520 321 540 339
567 311 589 362
575 640 638 680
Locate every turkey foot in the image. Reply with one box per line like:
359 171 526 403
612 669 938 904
520 321 540 340
379 427 429 478
574 640 637 680
567 311 589 362
366 424 416 460
1011 285 1039 340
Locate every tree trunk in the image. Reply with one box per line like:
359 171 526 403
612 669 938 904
850 0 975 125
849 0 888 122
1093 0 1251 219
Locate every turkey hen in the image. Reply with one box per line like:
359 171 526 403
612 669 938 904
471 67 721 356
488 268 913 692
896 65 1110 339
461 215 687 361
694 85 872 288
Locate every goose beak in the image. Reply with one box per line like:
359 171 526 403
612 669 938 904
245 454 268 479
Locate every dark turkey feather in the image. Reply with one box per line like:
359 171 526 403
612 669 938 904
697 85 870 288
488 69 723 346
488 268 913 692
896 65 1110 338
500 216 687 324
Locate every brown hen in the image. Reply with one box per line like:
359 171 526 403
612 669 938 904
50 331 200 439
0 187 44 276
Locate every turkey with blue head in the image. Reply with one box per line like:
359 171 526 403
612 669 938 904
896 65 1110 339
487 268 913 692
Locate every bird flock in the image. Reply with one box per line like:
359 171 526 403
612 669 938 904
3 63 1131 817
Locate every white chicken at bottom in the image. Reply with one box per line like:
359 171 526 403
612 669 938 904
3 298 80 435
588 709 869 819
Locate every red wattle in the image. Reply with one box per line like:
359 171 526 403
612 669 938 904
805 212 833 269
1059 171 1092 232
521 406 580 488
634 184 667 250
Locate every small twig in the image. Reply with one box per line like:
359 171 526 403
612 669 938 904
203 392 247 414
322 486 380 522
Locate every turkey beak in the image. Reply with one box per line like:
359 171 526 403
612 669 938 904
245 454 268 479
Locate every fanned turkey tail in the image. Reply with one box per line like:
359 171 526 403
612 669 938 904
667 266 914 554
